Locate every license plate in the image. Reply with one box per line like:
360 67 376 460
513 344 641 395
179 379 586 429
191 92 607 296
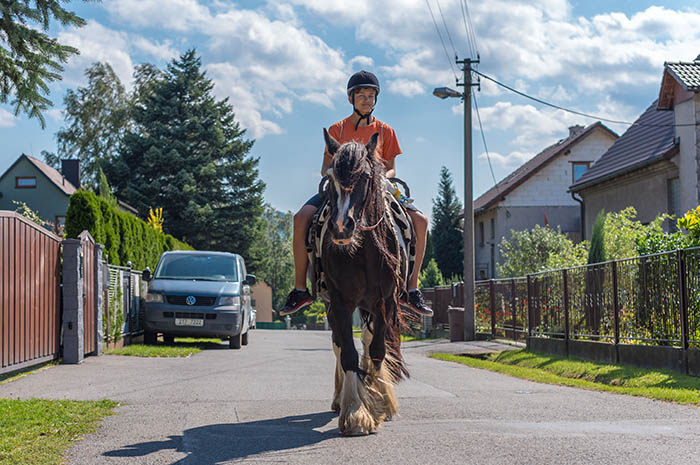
175 318 204 327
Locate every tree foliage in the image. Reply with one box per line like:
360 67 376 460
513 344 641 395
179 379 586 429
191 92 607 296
108 49 265 258
497 225 588 278
431 166 463 278
0 0 89 127
419 257 445 288
42 62 130 188
248 205 294 311
588 209 606 264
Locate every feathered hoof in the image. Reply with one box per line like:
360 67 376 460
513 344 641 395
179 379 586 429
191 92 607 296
339 403 377 436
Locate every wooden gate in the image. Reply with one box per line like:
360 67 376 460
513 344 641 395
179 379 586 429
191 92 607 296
79 231 96 355
0 211 62 374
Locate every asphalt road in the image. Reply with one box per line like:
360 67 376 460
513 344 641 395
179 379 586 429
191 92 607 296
2 330 700 464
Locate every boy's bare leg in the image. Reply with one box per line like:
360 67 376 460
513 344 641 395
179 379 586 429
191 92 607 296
403 209 433 316
279 205 318 315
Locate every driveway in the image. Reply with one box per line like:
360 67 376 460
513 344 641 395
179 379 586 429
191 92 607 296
1 330 700 464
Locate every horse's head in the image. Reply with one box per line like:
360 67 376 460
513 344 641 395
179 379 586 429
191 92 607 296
323 128 379 246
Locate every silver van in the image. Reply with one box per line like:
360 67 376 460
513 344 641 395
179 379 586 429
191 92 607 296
142 251 256 349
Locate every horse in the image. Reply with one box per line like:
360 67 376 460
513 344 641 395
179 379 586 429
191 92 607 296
321 128 410 436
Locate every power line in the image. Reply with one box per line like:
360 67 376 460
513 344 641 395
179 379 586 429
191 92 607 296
463 0 479 58
458 0 476 59
471 91 500 191
436 0 458 58
425 0 459 81
472 69 698 128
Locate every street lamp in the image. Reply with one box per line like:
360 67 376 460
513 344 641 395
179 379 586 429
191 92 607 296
433 57 479 342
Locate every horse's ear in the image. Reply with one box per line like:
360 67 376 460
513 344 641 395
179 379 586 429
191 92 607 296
324 128 340 156
365 132 379 157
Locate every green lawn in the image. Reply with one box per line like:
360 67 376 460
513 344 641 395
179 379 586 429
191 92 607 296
0 398 118 465
105 337 226 357
431 349 700 405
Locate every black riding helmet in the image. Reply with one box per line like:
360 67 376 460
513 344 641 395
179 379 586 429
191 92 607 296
347 70 379 129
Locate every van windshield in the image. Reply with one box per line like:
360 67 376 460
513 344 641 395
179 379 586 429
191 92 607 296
154 255 238 282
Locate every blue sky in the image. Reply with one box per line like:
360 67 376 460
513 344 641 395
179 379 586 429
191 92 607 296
2 0 700 222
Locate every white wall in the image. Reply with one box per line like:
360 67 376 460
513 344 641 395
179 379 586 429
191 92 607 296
503 130 616 207
674 96 699 215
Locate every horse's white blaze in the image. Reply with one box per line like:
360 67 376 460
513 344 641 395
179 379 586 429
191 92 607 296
335 189 351 232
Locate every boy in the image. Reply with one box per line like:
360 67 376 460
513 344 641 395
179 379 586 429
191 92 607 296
280 70 432 317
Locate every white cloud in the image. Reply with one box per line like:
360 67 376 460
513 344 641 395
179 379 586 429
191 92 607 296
0 108 17 127
480 150 536 168
45 108 64 123
387 78 424 97
59 21 134 88
131 37 178 61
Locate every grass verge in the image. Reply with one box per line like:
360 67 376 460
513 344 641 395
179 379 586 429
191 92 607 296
430 349 700 405
0 361 59 385
0 398 119 465
105 337 225 357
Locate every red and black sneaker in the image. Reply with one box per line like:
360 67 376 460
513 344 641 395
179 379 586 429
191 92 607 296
278 289 313 316
400 289 433 317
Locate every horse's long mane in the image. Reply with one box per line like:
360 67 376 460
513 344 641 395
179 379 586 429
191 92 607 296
332 143 409 381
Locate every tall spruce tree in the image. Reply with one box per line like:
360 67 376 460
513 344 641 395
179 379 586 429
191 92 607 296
109 50 265 257
431 166 463 278
0 0 89 127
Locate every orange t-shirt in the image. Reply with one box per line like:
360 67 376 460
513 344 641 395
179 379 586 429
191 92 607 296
324 117 402 163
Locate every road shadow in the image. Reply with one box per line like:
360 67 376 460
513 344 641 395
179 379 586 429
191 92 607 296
104 411 340 463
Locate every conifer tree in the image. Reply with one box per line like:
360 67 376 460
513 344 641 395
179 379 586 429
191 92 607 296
431 166 463 278
0 0 89 127
109 50 265 257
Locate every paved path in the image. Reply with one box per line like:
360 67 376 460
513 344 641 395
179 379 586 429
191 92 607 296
2 330 700 464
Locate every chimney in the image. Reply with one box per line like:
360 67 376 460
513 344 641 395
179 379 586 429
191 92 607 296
61 159 80 189
568 125 585 138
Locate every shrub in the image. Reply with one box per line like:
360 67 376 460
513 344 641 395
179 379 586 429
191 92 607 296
66 190 192 270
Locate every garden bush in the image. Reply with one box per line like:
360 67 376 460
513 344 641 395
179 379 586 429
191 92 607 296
66 190 192 270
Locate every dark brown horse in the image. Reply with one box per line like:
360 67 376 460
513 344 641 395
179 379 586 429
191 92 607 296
321 128 409 435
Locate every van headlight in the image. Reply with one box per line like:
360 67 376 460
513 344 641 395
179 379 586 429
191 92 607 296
218 296 241 309
146 292 164 303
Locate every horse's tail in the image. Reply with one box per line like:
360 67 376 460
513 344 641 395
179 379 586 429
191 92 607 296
382 298 409 383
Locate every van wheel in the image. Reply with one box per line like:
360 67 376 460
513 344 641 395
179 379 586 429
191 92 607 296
242 331 249 346
144 331 157 345
229 333 241 349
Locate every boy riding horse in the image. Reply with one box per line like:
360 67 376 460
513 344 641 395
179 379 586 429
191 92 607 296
280 70 433 317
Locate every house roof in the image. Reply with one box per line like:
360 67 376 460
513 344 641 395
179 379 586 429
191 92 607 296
0 154 77 196
658 58 700 109
473 122 617 213
569 100 677 193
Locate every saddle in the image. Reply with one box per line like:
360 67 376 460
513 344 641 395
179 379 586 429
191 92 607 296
305 179 417 303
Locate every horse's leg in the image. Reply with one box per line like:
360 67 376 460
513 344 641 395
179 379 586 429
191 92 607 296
333 298 377 436
367 304 399 421
327 304 343 413
360 310 373 373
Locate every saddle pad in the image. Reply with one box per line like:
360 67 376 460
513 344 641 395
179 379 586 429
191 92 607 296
307 187 416 302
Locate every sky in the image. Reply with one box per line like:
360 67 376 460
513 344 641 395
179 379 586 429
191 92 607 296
2 0 700 222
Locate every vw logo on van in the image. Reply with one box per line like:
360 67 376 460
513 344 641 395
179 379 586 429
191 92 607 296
185 295 196 306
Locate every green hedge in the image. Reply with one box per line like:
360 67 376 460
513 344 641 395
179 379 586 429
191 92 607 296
65 191 192 269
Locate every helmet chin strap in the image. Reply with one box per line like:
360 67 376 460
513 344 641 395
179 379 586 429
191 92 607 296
351 93 375 130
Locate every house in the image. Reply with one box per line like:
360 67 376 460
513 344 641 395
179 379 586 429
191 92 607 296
0 155 139 233
250 280 274 323
473 122 618 279
570 56 700 237
0 155 80 232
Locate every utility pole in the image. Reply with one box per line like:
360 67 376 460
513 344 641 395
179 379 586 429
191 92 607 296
456 57 479 341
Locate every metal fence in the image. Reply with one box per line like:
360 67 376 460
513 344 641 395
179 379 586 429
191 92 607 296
423 246 700 354
103 264 147 345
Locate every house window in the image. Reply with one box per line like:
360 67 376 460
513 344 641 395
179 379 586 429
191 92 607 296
15 176 36 188
571 162 590 183
479 221 484 247
490 218 495 239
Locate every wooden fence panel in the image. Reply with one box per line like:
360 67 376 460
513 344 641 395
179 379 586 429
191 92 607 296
0 211 62 374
